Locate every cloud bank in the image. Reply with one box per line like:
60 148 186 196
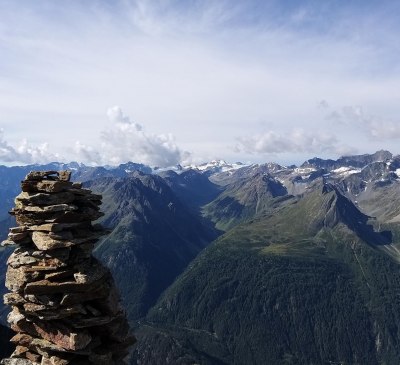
0 130 59 164
1 1 400 164
234 129 355 157
0 108 189 167
326 105 400 140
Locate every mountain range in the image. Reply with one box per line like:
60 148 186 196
1 150 400 364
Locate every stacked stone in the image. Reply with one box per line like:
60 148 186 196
1 171 134 365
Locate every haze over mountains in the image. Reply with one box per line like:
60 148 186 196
2 150 400 364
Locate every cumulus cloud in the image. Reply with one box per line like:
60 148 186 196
0 129 60 164
234 129 352 156
72 106 190 167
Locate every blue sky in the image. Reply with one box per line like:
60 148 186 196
1 0 400 166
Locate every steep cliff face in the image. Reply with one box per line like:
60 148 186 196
88 173 219 322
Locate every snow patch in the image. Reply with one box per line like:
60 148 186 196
189 160 248 173
331 167 361 176
294 167 316 174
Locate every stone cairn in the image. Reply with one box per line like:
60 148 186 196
1 171 135 365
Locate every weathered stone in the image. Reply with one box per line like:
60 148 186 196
48 231 74 240
7 307 26 326
1 239 17 247
21 180 39 193
24 304 87 321
24 279 102 295
29 248 70 267
8 231 29 242
4 170 133 363
6 266 41 292
4 292 27 305
58 171 71 182
15 209 104 226
68 243 95 263
25 171 59 181
60 282 110 306
73 263 107 284
23 266 59 272
7 251 38 268
41 355 70 365
28 223 88 233
11 319 92 351
23 204 78 213
24 295 59 307
0 358 36 365
31 232 72 251
67 188 92 196
15 192 75 206
23 303 47 313
12 345 29 357
44 270 75 281
10 333 34 346
10 226 29 233
31 231 101 251
36 181 73 193
20 180 72 194
25 352 41 363
17 335 67 355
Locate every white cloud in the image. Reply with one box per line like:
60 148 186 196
0 129 59 164
73 106 190 167
235 129 351 156
324 105 400 140
73 141 102 166
0 107 189 167
1 1 400 164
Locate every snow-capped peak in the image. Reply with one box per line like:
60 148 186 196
187 160 247 173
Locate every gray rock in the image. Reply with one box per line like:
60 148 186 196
1 359 36 365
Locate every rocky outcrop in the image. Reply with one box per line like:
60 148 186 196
1 171 134 365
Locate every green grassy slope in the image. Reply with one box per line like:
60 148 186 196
131 184 400 365
203 172 288 232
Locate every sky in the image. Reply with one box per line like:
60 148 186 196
1 0 400 167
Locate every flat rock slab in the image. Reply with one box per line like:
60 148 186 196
22 204 78 213
25 171 59 181
3 293 26 305
6 266 41 292
21 180 73 193
31 231 101 250
15 192 75 206
1 359 36 365
11 318 92 351
28 223 89 233
7 252 38 268
24 279 102 295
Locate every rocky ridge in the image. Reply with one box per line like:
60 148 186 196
1 171 134 365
